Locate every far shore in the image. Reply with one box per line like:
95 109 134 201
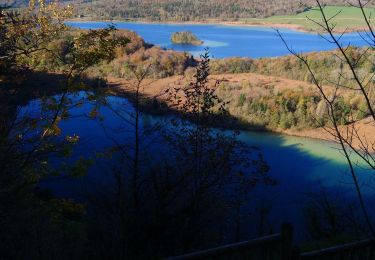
66 18 368 34
66 18 312 33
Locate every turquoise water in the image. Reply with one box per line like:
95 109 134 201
66 21 368 58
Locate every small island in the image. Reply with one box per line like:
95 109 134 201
171 31 203 45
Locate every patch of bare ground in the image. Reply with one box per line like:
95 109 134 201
107 73 316 97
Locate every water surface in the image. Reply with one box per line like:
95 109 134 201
24 21 375 240
67 21 368 58
22 93 375 240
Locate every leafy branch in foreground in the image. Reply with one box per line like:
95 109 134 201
0 2 130 257
163 51 273 244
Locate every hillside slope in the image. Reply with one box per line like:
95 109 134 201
76 0 375 21
9 0 374 21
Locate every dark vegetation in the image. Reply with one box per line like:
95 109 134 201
0 2 273 258
67 0 304 20
11 0 374 21
1 0 375 258
14 0 372 21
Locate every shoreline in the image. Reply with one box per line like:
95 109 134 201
66 18 367 34
66 18 313 33
106 75 375 153
109 84 358 152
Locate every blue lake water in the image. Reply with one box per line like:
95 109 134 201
67 21 368 58
22 92 375 241
22 22 375 241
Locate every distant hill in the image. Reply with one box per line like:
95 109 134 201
7 0 374 21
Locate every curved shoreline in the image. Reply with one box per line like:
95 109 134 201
67 18 311 33
66 18 366 34
106 75 375 153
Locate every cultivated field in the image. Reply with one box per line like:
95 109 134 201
244 6 375 31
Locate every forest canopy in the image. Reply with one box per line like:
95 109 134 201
11 0 373 21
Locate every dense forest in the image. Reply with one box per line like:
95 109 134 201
10 0 374 21
217 79 368 130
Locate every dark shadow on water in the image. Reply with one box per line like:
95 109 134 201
34 88 343 243
3 72 375 257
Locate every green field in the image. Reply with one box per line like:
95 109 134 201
244 6 375 31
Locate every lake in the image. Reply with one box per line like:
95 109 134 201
29 22 375 239
22 92 375 241
67 21 368 58
20 22 375 242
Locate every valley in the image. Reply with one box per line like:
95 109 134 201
2 1 375 258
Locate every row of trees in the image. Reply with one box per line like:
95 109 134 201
63 0 373 21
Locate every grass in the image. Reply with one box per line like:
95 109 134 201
243 6 375 31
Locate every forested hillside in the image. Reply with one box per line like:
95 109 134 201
9 0 373 21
